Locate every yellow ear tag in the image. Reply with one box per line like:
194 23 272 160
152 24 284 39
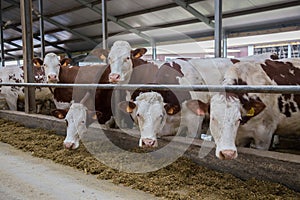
167 108 174 115
134 53 141 58
126 106 133 113
246 107 255 117
92 113 98 120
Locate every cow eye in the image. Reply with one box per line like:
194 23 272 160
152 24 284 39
65 119 69 127
137 113 140 117
127 57 130 60
160 115 164 123
81 120 85 124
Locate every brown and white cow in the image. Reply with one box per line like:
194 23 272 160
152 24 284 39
0 54 60 113
183 53 279 137
116 55 192 147
108 40 147 84
208 58 300 160
108 40 280 146
62 64 113 149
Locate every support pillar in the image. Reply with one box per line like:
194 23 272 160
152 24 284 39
0 0 5 67
102 0 108 50
214 0 222 58
39 0 45 58
20 0 36 113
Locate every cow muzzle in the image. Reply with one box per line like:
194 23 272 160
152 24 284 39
63 141 79 149
219 149 237 160
139 138 158 148
47 74 58 83
109 73 121 83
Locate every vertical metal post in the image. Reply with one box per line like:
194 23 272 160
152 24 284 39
214 0 222 58
248 45 254 56
39 0 45 59
223 31 227 58
287 44 292 58
152 41 157 60
0 0 5 67
102 0 108 50
20 0 36 113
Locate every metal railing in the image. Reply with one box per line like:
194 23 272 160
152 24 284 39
1 82 300 94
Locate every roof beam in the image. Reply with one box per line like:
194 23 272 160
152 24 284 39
7 22 72 57
173 0 214 28
2 0 300 58
4 0 98 46
74 0 154 44
116 0 203 19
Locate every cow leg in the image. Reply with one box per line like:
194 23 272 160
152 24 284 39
36 102 42 114
6 94 18 111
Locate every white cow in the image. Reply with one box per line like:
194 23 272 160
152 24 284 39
209 58 300 160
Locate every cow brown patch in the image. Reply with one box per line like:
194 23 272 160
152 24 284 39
261 60 300 117
223 78 266 124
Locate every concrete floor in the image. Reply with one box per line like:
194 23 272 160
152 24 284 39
0 142 160 200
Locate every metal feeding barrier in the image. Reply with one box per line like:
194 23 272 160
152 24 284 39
1 82 300 94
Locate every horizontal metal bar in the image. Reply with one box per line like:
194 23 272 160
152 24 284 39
1 82 300 94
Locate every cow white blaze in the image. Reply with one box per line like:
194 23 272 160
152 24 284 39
210 94 241 160
43 53 61 83
108 41 133 83
119 92 167 147
108 40 147 83
64 103 88 149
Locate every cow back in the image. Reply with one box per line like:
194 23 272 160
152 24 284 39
155 62 191 105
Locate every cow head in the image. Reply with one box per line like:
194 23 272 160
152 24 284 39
209 93 266 160
63 102 101 149
42 53 61 83
64 103 88 149
108 40 147 83
118 92 179 147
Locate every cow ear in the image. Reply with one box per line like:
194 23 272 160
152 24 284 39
246 100 266 117
118 101 136 113
131 48 147 59
60 58 72 66
32 58 43 67
89 111 102 120
230 58 240 64
164 104 180 115
51 109 68 119
186 100 209 116
270 53 279 60
91 48 109 61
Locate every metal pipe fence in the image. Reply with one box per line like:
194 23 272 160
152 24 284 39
1 82 300 94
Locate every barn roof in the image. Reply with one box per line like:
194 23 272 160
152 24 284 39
1 0 300 60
